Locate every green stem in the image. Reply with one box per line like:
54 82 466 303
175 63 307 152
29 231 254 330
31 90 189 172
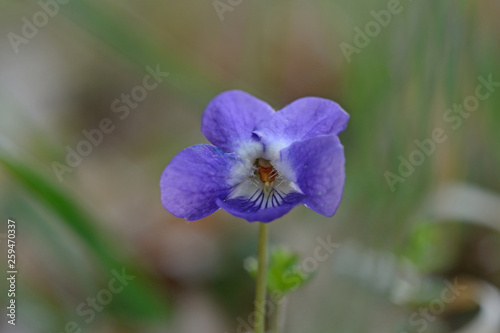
270 297 281 333
254 222 269 333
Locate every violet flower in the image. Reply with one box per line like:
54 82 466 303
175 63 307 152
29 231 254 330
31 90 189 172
160 90 349 222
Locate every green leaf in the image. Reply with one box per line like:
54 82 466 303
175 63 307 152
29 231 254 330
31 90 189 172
245 247 313 296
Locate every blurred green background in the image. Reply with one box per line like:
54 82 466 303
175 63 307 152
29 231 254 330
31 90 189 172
1 0 500 332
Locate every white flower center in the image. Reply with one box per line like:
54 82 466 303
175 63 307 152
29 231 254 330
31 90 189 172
228 141 301 208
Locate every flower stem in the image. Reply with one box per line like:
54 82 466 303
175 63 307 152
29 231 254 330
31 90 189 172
254 222 269 333
270 296 282 333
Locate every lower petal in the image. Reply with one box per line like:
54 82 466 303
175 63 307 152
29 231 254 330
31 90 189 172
281 135 345 217
216 191 305 223
160 145 238 221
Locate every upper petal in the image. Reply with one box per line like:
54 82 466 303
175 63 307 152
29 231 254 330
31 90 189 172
201 90 275 153
255 97 349 158
280 135 345 217
160 144 239 221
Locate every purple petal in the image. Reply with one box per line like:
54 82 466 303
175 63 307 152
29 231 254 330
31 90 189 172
255 97 349 145
281 135 345 217
160 145 238 221
216 192 305 223
201 90 275 153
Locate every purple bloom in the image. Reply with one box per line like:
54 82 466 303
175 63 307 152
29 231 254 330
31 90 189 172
160 90 349 223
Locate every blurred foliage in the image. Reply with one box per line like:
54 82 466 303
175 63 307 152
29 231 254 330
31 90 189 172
0 152 172 321
401 222 461 274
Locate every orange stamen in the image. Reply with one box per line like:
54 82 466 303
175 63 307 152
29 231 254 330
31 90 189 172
257 159 277 191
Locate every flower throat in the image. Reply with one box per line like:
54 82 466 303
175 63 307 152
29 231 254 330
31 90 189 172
256 158 277 191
